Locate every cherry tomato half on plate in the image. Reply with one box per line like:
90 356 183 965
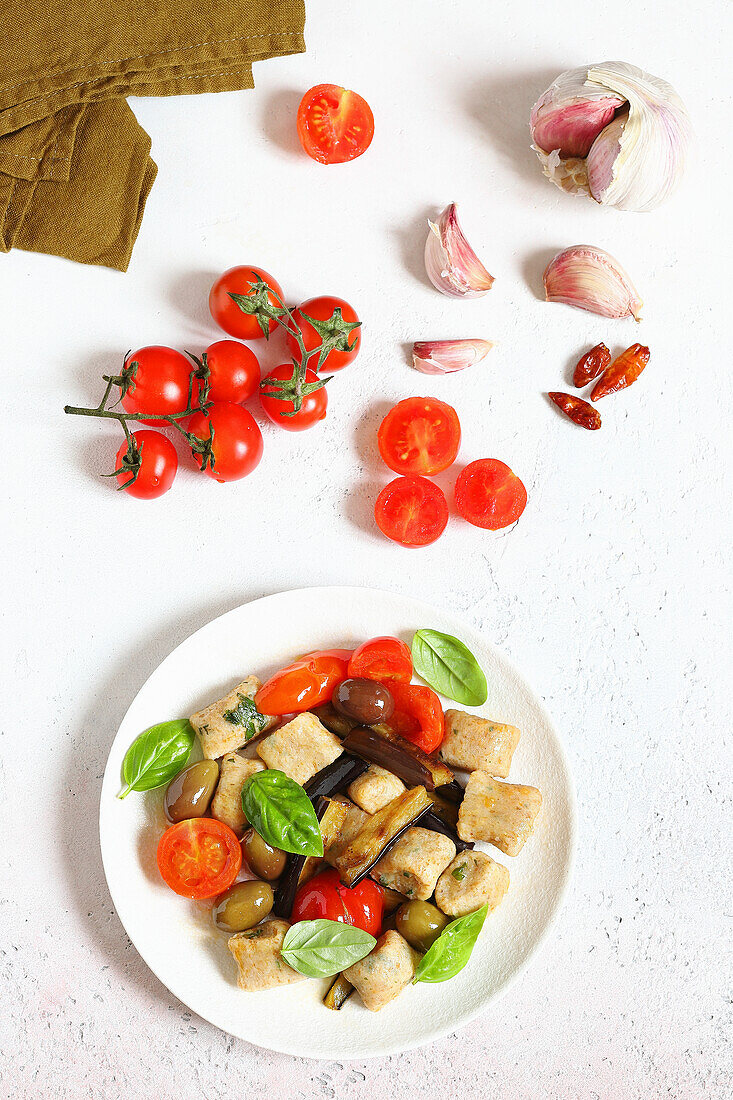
378 397 461 476
187 402 263 483
259 365 328 431
454 459 527 530
157 818 242 899
291 868 384 935
198 340 261 404
209 266 283 341
286 296 361 373
348 637 413 683
297 84 374 165
256 650 351 715
121 346 192 426
386 682 445 754
115 430 178 500
375 476 449 547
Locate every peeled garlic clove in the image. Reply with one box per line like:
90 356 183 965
530 62 692 212
424 204 494 298
412 339 494 375
543 245 643 321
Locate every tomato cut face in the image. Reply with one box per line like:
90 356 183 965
157 818 242 899
386 683 445 755
454 459 527 530
348 637 413 683
256 651 350 715
378 397 461 476
375 476 449 547
297 84 375 164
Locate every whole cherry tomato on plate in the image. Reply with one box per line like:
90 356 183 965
209 266 283 341
115 430 178 500
260 365 328 431
256 650 351 715
348 637 412 683
291 867 384 935
386 682 445 754
197 340 261 404
286 296 361 372
454 459 527 530
157 818 242 900
121 346 191 426
187 402 263 483
375 476 449 547
378 397 461 476
297 84 374 165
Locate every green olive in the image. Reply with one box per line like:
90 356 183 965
242 828 287 881
164 760 219 823
212 880 274 932
395 900 449 953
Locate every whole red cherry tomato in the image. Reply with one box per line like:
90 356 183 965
348 637 413 683
454 459 527 530
199 340 260 404
259 365 328 431
121 346 192 427
291 868 384 935
378 397 461 476
115 430 177 500
256 650 350 715
375 476 449 547
187 402 263 483
286 296 361 372
297 85 374 165
157 818 242 900
209 266 283 341
386 682 445 754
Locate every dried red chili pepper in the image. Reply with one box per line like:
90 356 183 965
573 342 611 387
548 392 602 430
591 344 650 401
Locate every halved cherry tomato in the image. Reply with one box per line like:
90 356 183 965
198 340 261 404
256 650 351 715
157 818 242 899
115 430 177 500
209 266 283 341
348 637 412 684
297 84 374 165
454 459 527 530
286 296 361 372
187 402 263 483
121 346 192 427
291 867 384 935
375 476 449 547
378 397 461 476
386 682 445 754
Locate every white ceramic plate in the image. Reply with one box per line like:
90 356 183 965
99 586 576 1059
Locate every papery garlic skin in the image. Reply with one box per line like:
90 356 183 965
424 204 495 298
412 339 494 375
530 62 692 212
543 246 643 320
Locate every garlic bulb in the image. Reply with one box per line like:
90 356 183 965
424 204 494 298
544 245 643 320
412 339 494 375
530 62 692 212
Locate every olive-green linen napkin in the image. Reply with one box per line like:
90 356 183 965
0 0 305 269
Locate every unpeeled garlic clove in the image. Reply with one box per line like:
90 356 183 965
543 245 643 320
412 339 494 375
424 204 494 298
530 62 692 212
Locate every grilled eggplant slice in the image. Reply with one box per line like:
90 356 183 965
299 797 349 884
313 703 357 738
342 726 454 791
273 797 346 917
335 786 433 888
323 973 354 1011
304 754 369 801
427 791 459 828
437 779 466 804
422 808 474 853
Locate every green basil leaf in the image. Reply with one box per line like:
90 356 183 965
281 919 376 978
413 903 488 984
222 693 268 741
119 719 195 798
412 629 488 706
241 770 324 857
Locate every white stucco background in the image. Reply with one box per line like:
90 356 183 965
1 2 731 1097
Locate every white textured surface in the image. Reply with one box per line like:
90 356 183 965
0 0 731 1096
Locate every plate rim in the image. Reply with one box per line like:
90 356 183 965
99 584 577 1060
